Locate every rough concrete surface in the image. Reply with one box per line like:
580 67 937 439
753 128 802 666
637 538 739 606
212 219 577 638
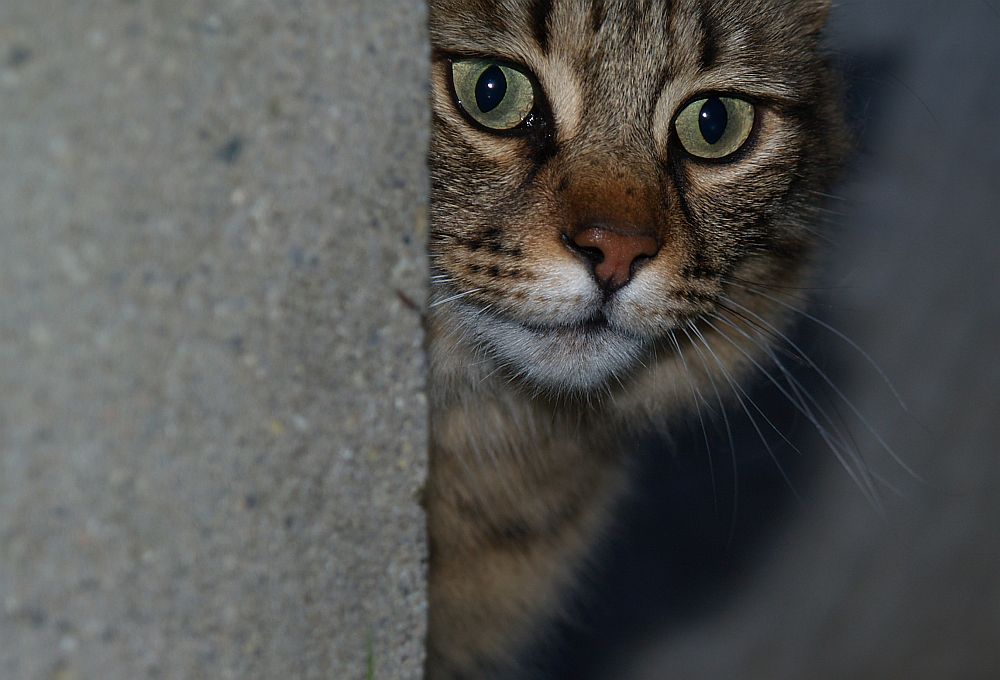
0 2 428 679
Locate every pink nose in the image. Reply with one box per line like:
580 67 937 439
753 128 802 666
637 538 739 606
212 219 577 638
567 225 660 293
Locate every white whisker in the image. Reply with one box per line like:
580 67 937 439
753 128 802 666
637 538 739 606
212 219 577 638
666 330 719 514
715 287 919 482
687 320 801 503
430 288 483 308
704 312 883 510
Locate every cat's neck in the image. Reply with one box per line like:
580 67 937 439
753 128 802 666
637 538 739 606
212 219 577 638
429 323 618 495
427 311 624 473
425 314 631 677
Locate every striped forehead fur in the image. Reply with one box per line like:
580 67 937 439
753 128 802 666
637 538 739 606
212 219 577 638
431 0 833 122
430 0 832 56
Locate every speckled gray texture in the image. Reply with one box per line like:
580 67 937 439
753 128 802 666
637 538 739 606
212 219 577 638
0 2 428 679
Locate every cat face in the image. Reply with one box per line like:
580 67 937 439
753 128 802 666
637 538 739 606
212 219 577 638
428 0 846 393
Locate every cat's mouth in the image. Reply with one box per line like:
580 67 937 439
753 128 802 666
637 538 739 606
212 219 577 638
521 311 613 336
465 304 649 392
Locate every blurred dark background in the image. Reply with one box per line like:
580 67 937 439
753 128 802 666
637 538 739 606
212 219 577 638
532 2 1000 678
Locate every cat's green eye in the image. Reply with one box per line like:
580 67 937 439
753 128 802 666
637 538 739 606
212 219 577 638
674 96 755 160
451 59 535 132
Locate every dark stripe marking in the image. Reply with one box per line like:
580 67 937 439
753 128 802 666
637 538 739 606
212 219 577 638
590 0 606 34
530 0 553 52
697 2 719 71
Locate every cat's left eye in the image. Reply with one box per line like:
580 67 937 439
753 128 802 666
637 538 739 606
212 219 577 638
450 59 535 132
674 96 755 160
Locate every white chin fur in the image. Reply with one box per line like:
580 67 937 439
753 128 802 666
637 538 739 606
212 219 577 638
470 310 647 393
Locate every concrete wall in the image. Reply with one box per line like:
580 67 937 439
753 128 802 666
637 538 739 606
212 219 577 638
0 1 428 679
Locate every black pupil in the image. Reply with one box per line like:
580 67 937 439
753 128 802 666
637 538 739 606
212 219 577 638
475 64 507 114
699 97 728 145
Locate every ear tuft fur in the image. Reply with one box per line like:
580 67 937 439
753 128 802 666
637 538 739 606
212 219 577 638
800 0 833 34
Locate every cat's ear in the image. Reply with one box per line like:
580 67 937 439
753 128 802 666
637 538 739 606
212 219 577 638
797 0 833 34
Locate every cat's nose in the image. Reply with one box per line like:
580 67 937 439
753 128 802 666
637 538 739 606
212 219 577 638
565 224 660 293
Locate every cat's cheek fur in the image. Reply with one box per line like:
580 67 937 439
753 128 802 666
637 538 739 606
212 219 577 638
480 258 602 327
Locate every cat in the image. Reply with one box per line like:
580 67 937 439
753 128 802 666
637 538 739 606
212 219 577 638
423 1 849 677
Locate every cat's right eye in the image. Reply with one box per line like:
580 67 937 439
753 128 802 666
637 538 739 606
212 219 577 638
450 59 535 132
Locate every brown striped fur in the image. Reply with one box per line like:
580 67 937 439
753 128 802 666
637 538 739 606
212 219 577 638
424 1 848 677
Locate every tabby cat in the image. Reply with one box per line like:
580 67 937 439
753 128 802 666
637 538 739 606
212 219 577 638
424 1 848 677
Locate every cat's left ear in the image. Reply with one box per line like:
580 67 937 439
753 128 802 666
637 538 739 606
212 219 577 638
797 0 833 34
